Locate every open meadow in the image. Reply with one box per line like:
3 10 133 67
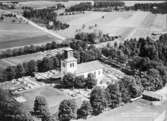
57 11 167 40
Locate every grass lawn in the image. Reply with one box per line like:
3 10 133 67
21 86 70 114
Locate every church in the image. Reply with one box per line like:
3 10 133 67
61 48 104 85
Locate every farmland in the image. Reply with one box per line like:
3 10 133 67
0 19 61 50
57 11 167 40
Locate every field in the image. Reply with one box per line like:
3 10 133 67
57 11 167 41
0 22 60 50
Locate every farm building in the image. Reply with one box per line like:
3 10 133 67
61 48 104 84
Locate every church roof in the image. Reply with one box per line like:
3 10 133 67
76 60 104 74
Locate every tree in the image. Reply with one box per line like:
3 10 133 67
86 73 97 89
90 86 108 115
58 99 77 121
33 96 49 117
62 73 75 88
27 60 38 75
52 56 60 69
15 64 25 78
5 66 16 81
75 76 86 88
41 57 54 72
23 62 30 75
42 115 55 121
0 88 34 121
77 100 92 119
118 81 131 103
105 83 121 109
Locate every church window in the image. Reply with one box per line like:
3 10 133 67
70 63 74 67
63 63 66 67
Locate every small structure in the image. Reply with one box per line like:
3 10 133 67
142 91 162 101
61 48 104 84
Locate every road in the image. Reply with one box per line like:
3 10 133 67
16 14 66 41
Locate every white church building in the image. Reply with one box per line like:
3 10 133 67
61 48 104 84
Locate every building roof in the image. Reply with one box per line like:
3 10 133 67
64 57 77 62
64 47 73 51
76 98 167 121
76 60 104 74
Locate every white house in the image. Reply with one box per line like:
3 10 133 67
61 48 104 85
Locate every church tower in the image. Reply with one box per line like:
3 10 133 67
61 48 77 74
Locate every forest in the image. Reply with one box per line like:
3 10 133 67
102 34 167 91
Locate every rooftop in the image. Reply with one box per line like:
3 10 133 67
76 60 104 74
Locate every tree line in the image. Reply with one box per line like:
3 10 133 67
0 41 68 59
65 1 167 14
61 73 97 89
127 2 167 14
94 1 125 8
65 2 92 12
23 8 69 30
0 54 62 82
75 32 118 44
65 1 125 12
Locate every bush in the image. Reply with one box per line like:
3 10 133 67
58 99 77 121
75 76 86 88
62 73 75 88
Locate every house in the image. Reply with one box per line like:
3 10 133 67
61 48 104 85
